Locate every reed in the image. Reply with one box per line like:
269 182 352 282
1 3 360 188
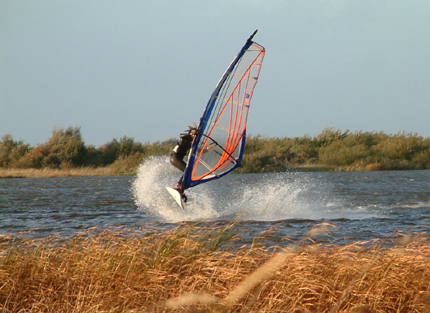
0 167 114 178
1 224 429 312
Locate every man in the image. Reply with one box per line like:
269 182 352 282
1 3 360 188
170 126 196 202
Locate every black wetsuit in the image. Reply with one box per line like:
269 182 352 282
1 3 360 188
170 133 193 186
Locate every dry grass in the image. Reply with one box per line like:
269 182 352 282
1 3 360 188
363 163 385 172
1 224 430 313
0 167 115 178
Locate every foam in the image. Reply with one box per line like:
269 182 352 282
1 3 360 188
132 157 381 223
132 156 219 222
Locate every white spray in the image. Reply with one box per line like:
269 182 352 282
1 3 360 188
132 156 219 222
132 157 376 223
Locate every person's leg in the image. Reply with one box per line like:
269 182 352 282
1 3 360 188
170 154 186 172
174 175 183 190
170 154 187 201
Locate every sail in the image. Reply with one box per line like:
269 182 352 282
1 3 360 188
182 30 265 190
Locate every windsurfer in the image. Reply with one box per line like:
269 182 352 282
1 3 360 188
171 126 215 202
170 126 196 202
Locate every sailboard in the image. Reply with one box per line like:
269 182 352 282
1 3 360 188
166 187 186 209
181 30 265 192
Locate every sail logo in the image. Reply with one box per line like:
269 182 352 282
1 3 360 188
244 91 252 106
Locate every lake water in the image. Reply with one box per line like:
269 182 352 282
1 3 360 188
1 157 430 246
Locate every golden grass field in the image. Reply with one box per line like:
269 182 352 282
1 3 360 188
0 167 115 178
1 223 430 313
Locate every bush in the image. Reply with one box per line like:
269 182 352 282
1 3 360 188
109 152 146 175
0 135 31 168
314 128 349 147
319 141 370 167
142 138 176 157
411 149 430 169
2 127 430 173
372 132 427 161
101 136 146 165
34 127 88 168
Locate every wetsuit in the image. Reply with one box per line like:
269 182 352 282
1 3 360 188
170 133 193 188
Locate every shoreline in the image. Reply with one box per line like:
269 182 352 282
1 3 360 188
0 167 116 179
1 166 427 179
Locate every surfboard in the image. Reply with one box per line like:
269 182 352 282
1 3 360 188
166 187 185 209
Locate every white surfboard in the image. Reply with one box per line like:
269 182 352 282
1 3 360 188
166 187 185 209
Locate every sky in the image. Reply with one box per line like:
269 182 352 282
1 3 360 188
1 0 429 147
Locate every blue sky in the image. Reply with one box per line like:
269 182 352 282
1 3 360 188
1 0 429 146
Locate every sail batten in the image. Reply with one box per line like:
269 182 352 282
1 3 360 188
181 31 265 190
214 96 252 107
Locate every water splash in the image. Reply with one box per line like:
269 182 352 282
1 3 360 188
218 173 337 221
132 156 219 222
132 158 382 223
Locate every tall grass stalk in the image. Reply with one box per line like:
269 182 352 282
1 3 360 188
1 224 430 312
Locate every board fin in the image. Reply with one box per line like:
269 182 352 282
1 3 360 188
166 187 186 209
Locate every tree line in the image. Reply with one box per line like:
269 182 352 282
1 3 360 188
240 128 430 172
0 127 174 174
1 126 429 174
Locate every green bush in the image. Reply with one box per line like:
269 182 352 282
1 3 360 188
319 142 369 166
110 152 146 175
371 132 428 162
1 127 430 173
36 127 88 168
0 135 31 168
100 136 146 165
314 128 349 147
411 149 430 169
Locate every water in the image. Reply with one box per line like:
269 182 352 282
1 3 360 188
1 156 430 246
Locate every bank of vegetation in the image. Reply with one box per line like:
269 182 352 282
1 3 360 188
1 126 429 177
1 223 430 312
240 128 430 173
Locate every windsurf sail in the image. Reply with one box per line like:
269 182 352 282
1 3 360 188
182 30 265 190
